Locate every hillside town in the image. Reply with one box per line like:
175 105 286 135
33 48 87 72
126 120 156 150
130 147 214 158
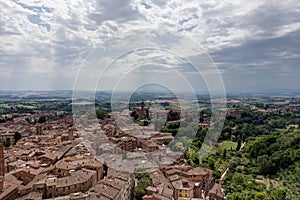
0 101 225 200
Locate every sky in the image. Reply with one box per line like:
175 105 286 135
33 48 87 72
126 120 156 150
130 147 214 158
0 0 299 93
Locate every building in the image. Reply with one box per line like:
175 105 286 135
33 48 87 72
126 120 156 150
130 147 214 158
0 129 15 146
93 169 134 200
143 170 173 200
0 143 4 191
134 101 149 119
208 182 225 200
110 136 137 152
36 124 42 135
150 132 174 145
32 168 97 198
162 165 213 200
139 139 159 153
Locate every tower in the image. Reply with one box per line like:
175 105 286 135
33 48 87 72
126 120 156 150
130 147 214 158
141 101 145 111
68 127 74 140
0 143 4 191
36 124 42 135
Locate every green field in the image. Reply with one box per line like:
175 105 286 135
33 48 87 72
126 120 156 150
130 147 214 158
0 104 10 108
0 103 36 109
214 141 237 152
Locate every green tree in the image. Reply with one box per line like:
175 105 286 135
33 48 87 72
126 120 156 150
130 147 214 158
257 155 276 175
131 110 139 120
96 109 109 120
134 173 151 200
228 157 241 170
133 186 146 200
14 132 22 144
212 171 221 180
167 110 180 121
223 149 227 159
208 158 215 170
241 133 245 142
38 116 46 123
270 188 286 200
0 139 10 147
254 192 266 200
236 138 241 151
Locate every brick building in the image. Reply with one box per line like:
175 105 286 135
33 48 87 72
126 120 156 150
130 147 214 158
0 143 4 191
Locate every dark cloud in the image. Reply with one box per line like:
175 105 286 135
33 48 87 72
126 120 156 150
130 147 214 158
211 30 300 66
210 30 300 91
244 2 300 33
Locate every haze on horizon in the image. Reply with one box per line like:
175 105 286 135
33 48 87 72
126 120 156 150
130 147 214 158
0 0 299 93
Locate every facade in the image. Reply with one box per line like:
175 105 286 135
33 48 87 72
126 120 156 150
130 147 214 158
36 124 42 135
135 101 149 119
111 136 137 152
162 165 213 200
0 143 4 191
0 130 15 146
208 182 225 200
32 168 97 198
93 169 135 200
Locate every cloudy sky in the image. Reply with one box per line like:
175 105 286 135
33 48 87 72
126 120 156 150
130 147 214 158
0 0 299 93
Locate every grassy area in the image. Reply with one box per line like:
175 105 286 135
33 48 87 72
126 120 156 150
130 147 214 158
16 104 36 109
0 104 10 108
0 103 36 109
214 141 237 153
71 101 94 105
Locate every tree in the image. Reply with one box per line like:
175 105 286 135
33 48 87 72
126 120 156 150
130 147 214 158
133 186 145 200
271 188 286 200
223 149 227 159
38 116 46 123
167 110 180 121
0 139 10 147
131 110 139 120
236 138 241 151
96 109 109 120
228 157 241 170
241 133 245 142
254 192 266 200
143 120 150 126
208 158 215 170
134 173 151 200
212 171 221 180
222 125 232 140
14 132 21 144
257 155 276 175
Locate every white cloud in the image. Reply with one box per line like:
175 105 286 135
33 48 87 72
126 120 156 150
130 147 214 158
275 22 300 37
0 0 299 91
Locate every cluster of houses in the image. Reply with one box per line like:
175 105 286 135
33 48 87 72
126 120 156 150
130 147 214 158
0 105 225 200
